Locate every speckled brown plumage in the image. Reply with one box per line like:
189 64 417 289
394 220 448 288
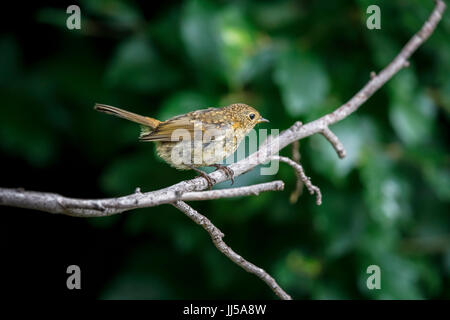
94 103 269 187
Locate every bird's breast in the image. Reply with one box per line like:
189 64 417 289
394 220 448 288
155 128 247 169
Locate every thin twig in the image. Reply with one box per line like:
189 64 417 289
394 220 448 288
289 141 304 203
272 156 322 205
321 127 346 159
172 200 292 300
182 180 284 200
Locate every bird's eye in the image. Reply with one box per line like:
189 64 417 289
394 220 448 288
249 113 255 120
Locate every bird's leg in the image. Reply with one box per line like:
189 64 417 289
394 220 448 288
212 164 235 185
187 165 215 190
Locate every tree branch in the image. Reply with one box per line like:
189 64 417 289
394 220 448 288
321 127 346 159
0 181 284 217
172 200 292 300
0 0 445 300
2 0 443 213
272 155 322 205
289 140 304 203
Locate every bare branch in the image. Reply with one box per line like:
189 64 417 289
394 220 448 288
0 0 445 300
182 180 284 201
172 200 292 300
321 127 346 159
272 156 322 205
0 181 284 217
1 1 444 215
289 141 304 204
291 140 301 163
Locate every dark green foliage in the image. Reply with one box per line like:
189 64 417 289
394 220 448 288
1 0 449 299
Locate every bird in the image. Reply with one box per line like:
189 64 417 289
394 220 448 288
94 103 269 188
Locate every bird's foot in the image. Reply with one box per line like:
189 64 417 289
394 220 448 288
188 166 215 190
212 164 235 185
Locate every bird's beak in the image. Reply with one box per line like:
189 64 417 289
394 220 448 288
258 118 270 123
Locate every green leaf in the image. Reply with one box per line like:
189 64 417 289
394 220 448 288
439 76 450 113
0 93 56 167
389 91 436 146
360 150 412 226
106 36 180 93
217 7 258 87
274 48 330 117
180 0 224 79
81 0 143 29
423 165 450 201
158 91 214 121
237 46 277 85
0 37 20 84
36 8 69 29
251 1 302 30
357 253 423 299
100 150 157 195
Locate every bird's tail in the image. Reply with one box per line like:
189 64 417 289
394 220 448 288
94 103 161 129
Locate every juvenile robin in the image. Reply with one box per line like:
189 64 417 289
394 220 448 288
94 103 269 188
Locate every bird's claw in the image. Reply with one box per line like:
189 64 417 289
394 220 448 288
195 171 215 190
203 174 216 190
213 165 235 185
188 165 216 189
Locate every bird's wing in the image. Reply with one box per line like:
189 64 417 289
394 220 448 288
140 109 228 142
140 115 195 141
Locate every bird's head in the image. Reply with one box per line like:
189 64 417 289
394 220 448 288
227 103 269 132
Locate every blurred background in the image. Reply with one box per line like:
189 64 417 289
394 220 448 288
1 0 449 299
